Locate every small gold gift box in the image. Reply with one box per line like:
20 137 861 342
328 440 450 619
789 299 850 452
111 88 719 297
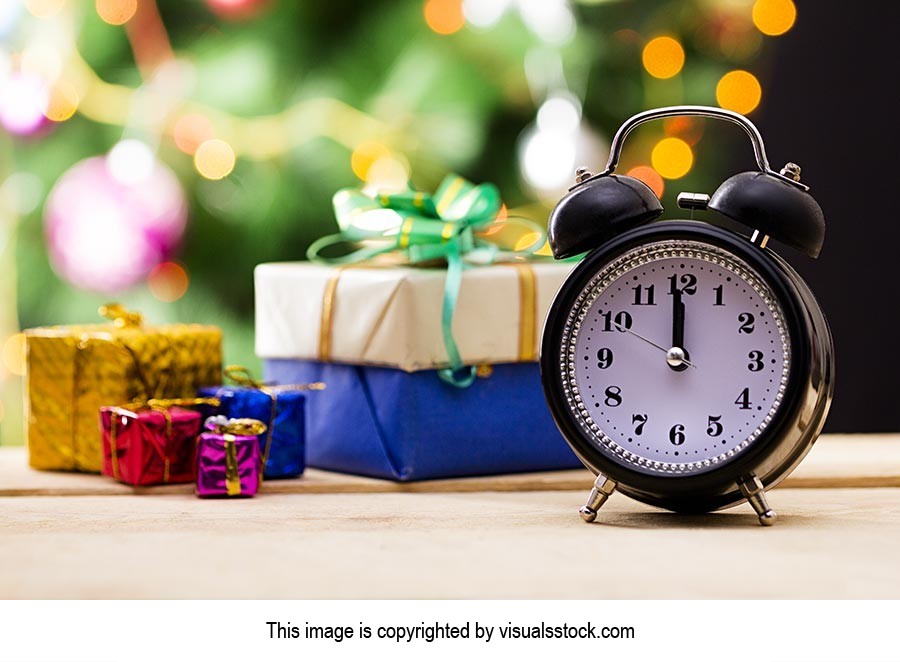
25 304 223 472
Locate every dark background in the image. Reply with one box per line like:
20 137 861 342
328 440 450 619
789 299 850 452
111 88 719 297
752 2 900 432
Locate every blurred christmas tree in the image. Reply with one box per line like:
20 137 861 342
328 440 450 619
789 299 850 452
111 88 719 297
0 0 798 443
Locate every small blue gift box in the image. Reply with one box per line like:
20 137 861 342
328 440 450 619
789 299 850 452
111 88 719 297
198 371 316 479
255 262 581 481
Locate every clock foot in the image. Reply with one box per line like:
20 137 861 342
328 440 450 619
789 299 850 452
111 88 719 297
737 473 777 526
579 473 617 523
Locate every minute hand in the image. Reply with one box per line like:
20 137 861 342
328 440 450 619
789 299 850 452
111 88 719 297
620 324 697 368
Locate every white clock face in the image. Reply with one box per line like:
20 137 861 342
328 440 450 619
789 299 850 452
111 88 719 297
561 238 791 476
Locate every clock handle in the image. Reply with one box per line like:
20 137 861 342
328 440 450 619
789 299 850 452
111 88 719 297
589 105 808 191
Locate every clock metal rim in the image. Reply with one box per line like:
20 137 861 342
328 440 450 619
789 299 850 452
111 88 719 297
540 221 832 512
562 239 791 476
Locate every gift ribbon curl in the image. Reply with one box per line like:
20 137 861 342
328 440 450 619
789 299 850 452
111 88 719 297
223 365 325 392
307 175 547 387
98 303 144 328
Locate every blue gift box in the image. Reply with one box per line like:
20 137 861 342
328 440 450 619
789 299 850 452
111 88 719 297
256 262 581 481
262 359 579 481
198 384 306 479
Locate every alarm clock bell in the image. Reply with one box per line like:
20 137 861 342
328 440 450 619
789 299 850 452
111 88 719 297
547 105 826 260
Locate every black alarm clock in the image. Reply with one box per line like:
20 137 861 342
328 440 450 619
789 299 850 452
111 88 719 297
540 106 834 526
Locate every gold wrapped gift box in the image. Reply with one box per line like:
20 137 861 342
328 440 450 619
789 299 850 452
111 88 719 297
25 305 222 472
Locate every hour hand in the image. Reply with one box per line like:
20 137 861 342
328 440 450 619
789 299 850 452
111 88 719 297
669 290 690 372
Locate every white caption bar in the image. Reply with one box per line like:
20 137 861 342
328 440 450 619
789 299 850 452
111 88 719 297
0 600 897 662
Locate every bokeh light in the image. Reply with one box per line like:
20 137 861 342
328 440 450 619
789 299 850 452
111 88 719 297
44 156 187 293
752 0 796 37
520 127 576 191
0 72 50 136
519 93 591 194
651 137 693 179
710 12 762 60
107 139 156 186
0 2 23 38
351 141 391 181
206 0 272 21
148 261 189 302
642 36 685 79
95 0 138 26
24 0 65 19
194 138 236 180
424 0 465 35
613 28 640 44
21 42 63 82
173 113 215 155
0 49 10 81
518 0 576 45
663 116 704 146
716 69 762 114
626 165 665 198
43 80 79 122
365 155 410 191
2 333 27 377
0 172 44 216
462 0 507 28
536 93 581 133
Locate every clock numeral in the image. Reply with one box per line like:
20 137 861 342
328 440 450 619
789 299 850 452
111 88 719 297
747 350 764 372
734 387 752 410
669 424 686 446
737 312 755 334
600 310 633 332
632 413 648 436
706 415 723 437
713 284 725 306
631 284 656 306
604 386 622 407
668 273 697 296
596 348 613 369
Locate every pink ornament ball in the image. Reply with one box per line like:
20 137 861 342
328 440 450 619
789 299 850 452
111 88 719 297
44 156 188 293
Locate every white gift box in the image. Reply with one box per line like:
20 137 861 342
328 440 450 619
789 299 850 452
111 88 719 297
254 261 576 370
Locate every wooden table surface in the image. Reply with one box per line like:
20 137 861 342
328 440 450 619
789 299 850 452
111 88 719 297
2 435 900 599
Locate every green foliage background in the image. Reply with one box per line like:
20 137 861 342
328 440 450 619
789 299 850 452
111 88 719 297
1 0 774 443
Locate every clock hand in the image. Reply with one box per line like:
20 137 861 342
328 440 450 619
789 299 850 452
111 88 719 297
670 290 690 372
672 290 684 347
619 325 697 368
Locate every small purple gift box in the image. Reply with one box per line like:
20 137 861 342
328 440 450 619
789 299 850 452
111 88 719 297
196 416 267 498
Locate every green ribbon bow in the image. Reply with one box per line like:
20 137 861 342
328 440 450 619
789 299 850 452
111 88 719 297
307 175 547 388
